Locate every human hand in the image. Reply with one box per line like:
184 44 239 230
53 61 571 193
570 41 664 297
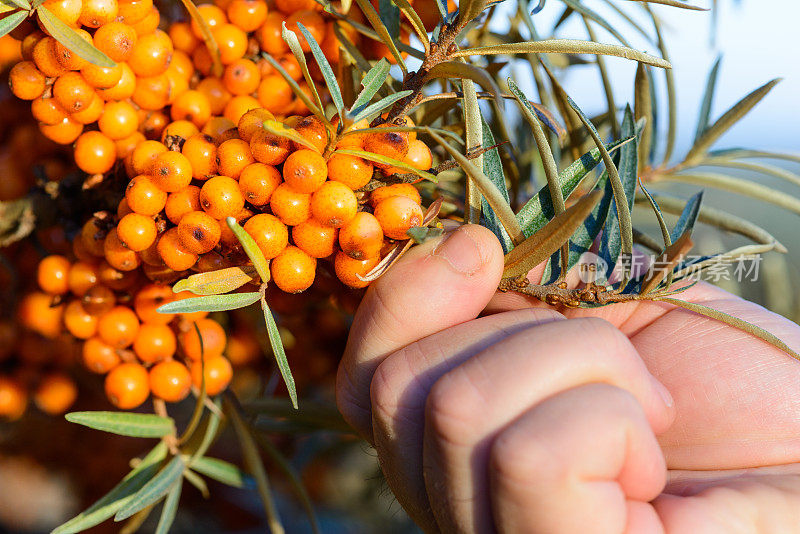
336 224 800 533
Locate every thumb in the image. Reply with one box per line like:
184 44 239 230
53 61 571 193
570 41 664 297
337 224 504 440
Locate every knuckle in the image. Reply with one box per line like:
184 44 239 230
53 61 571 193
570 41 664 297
425 370 483 448
490 424 565 489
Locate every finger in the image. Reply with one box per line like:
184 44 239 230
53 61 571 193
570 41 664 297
488 384 666 534
370 308 565 529
422 317 675 533
337 224 504 439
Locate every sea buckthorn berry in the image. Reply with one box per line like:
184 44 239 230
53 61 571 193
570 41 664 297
134 283 175 324
81 217 107 256
131 72 172 110
250 128 290 165
0 377 27 421
81 61 122 89
369 182 421 206
270 183 311 226
256 12 288 56
70 94 105 125
21 31 45 61
68 261 99 297
169 21 199 53
237 107 274 142
327 153 373 190
292 219 337 258
223 58 261 95
98 259 140 289
130 140 167 176
180 317 226 360
212 23 248 64
118 198 134 218
104 228 141 271
82 284 116 315
202 117 237 143
181 134 217 179
98 305 140 348
117 213 157 251
52 72 94 114
239 162 281 205
276 53 302 80
74 131 116 175
293 116 327 153
256 74 292 114
161 120 199 149
196 77 231 116
223 94 260 124
139 240 163 267
64 300 99 339
310 181 358 228
190 355 232 395
200 175 244 219
177 211 221 254
170 89 212 127
191 43 213 76
227 0 267 32
243 213 288 259
286 10 326 53
128 29 173 77
149 360 191 402
131 5 159 35
34 374 78 415
18 292 64 339
33 36 67 78
271 245 316 293
9 61 46 100
42 0 82 25
157 227 198 271
216 138 253 179
334 252 379 288
339 212 384 259
190 4 227 37
83 336 121 373
117 0 152 24
39 116 83 145
165 185 201 224
94 22 138 63
126 174 168 215
374 195 424 240
105 362 150 409
37 255 71 295
168 49 194 79
97 62 136 101
133 323 177 363
363 128 410 169
405 139 432 170
79 0 118 27
150 151 192 192
282 149 327 193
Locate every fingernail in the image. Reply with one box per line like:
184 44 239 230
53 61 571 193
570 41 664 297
653 378 674 409
432 226 486 275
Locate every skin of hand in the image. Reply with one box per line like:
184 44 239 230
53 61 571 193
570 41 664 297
336 224 800 534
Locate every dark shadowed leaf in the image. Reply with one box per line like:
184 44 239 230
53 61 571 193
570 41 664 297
115 456 185 521
153 482 181 534
478 118 513 253
191 457 253 489
378 0 400 39
66 412 175 438
695 55 722 144
669 191 703 242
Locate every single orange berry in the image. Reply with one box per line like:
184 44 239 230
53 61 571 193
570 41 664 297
270 183 311 226
256 74 293 114
170 89 212 127
117 0 153 24
161 119 199 149
32 36 67 78
282 149 327 193
271 245 316 293
81 61 123 89
37 255 71 295
130 140 167 176
31 95 68 126
67 261 99 297
223 57 261 96
177 211 222 254
189 355 232 395
165 184 201 224
157 227 199 271
236 107 274 142
190 4 228 38
216 138 254 179
9 61 45 100
54 29 91 70
33 373 78 415
70 93 105 125
168 21 199 54
369 183 421 206
339 211 384 259
130 5 160 36
82 284 116 316
227 0 267 32
131 72 171 111
256 12 288 56
181 134 218 179
18 292 64 339
117 213 157 252
39 116 83 145
128 29 173 77
98 260 140 290
126 174 168 216
363 128 410 169
97 305 140 348
202 116 238 143
133 323 177 363
79 0 119 27
168 49 194 80
180 317 227 360
238 162 281 205
64 299 99 339
405 139 433 170
104 227 142 271
200 175 245 219
212 23 248 64
133 283 175 324
374 195 424 240
82 336 121 373
223 94 260 124
52 72 95 114
96 62 137 101
285 10 325 53
250 128 290 166
327 153 373 190
150 151 193 192
41 0 82 25
105 362 150 409
292 115 327 153
310 181 358 228
81 217 108 257
243 213 288 259
74 131 116 175
94 21 138 63
98 101 139 140
334 252 379 288
149 360 191 402
292 219 337 258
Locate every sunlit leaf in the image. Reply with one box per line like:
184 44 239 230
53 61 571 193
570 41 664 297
695 158 800 188
297 21 344 116
226 216 271 282
66 412 175 438
634 63 652 166
0 10 27 39
261 297 297 409
350 90 413 124
157 292 261 314
664 172 800 215
351 58 391 112
262 119 319 153
37 7 116 67
280 23 325 114
2 0 29 10
463 81 482 225
115 456 185 521
479 117 512 253
172 266 257 296
191 457 253 489
639 231 693 294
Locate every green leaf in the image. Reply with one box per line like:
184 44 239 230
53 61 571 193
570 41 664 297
637 179 671 249
655 298 800 363
664 172 800 215
634 63 652 167
516 136 634 235
226 216 271 282
335 147 436 182
115 456 186 521
0 10 27 39
669 191 703 243
695 55 722 144
66 412 175 438
685 78 781 164
352 0 407 73
451 39 672 69
378 0 400 39
297 21 344 117
261 296 297 409
154 482 181 534
350 90 413 124
627 0 708 10
157 292 261 314
188 400 222 463
351 58 391 112
2 0 30 10
191 457 253 489
280 23 325 115
37 7 116 67
462 81 482 225
424 62 504 110
172 266 257 296
52 443 167 534
478 118 512 253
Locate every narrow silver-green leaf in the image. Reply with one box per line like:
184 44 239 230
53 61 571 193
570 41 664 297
2 0 29 10
637 179 671 249
350 90 413 124
262 119 319 152
262 54 326 125
172 266 257 296
669 191 703 242
335 147 436 182
115 456 185 521
226 216 271 282
157 292 261 314
66 412 175 438
695 158 800 188
351 58 391 112
281 23 325 114
695 55 722 144
0 10 27 39
297 21 344 116
261 297 297 410
154 482 181 534
626 0 708 10
634 63 652 167
191 457 253 489
665 172 800 215
561 0 631 46
37 7 116 67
